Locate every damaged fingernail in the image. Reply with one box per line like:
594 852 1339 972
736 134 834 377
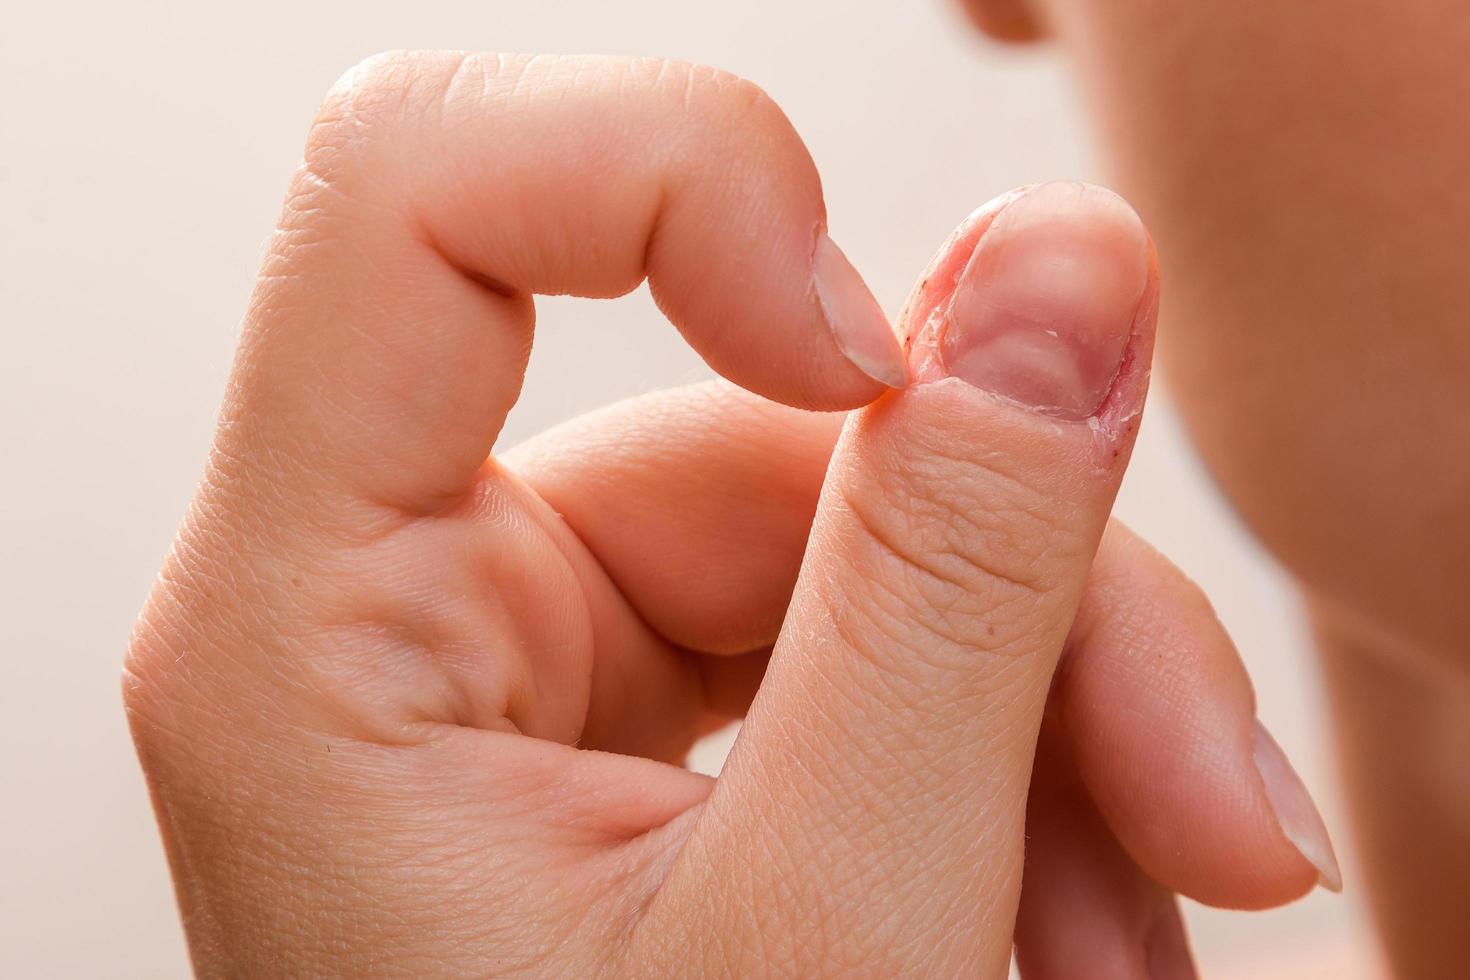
941 182 1148 419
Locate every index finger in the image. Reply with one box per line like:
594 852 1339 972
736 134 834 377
225 51 905 519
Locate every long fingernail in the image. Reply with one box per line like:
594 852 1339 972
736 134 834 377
813 232 909 389
942 182 1148 419
1253 720 1343 892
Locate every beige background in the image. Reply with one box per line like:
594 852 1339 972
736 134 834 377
1 0 1379 976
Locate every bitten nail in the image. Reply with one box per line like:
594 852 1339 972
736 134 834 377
941 182 1149 419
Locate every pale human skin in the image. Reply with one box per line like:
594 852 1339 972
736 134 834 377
958 0 1470 975
121 49 1362 976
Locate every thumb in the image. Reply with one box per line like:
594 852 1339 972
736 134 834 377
633 183 1159 977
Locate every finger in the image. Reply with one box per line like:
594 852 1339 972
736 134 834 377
633 182 1159 975
495 382 837 760
513 383 1337 913
1015 726 1199 980
1061 524 1342 905
504 381 844 656
228 51 903 522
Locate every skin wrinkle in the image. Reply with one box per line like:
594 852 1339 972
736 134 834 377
325 534 532 736
733 773 911 970
815 566 1048 729
138 451 570 749
765 579 1047 969
301 78 414 237
827 496 1057 671
849 437 1083 576
631 813 774 973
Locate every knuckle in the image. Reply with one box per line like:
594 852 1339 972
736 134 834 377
274 49 481 276
314 49 415 143
833 454 1081 658
700 68 779 119
304 49 465 189
662 62 800 148
120 499 337 739
326 49 422 104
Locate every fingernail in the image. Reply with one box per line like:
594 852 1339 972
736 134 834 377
1143 897 1199 980
1253 720 1343 892
813 232 908 389
942 182 1148 419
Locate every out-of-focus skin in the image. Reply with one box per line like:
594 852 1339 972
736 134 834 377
962 0 1470 973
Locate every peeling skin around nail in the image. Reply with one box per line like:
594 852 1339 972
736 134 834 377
898 187 1155 459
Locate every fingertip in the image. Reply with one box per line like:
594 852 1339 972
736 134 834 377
1065 526 1338 909
667 231 904 413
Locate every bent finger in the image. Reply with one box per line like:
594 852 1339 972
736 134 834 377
503 381 844 656
229 51 903 523
1061 524 1341 906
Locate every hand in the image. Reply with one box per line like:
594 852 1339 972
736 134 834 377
124 52 1333 977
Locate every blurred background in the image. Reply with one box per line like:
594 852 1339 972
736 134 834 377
1 0 1380 975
